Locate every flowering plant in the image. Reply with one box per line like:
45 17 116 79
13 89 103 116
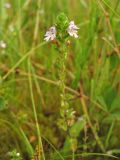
44 13 79 42
44 13 79 132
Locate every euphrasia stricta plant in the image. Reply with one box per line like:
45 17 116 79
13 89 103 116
44 13 79 131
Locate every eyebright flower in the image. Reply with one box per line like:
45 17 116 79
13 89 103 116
0 40 6 49
44 26 56 41
67 21 79 38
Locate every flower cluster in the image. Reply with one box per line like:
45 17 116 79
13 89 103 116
44 17 79 42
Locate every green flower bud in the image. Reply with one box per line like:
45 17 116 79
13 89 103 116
56 12 69 32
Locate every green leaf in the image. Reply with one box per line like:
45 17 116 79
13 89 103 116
109 54 120 69
103 87 117 111
0 97 7 111
56 12 69 31
96 95 108 112
63 116 86 152
110 96 120 112
103 111 120 123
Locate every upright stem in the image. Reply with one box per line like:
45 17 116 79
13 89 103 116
58 44 72 131
72 150 75 160
97 0 120 58
58 44 77 153
28 59 45 160
29 0 45 159
80 84 105 153
59 47 68 112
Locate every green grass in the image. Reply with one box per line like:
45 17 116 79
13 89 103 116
0 0 120 160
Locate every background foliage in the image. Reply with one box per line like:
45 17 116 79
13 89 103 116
0 0 120 159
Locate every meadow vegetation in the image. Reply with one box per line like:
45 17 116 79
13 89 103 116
0 0 120 160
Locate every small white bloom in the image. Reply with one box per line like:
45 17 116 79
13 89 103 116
44 26 56 41
16 152 20 156
0 40 6 49
67 21 79 38
4 3 11 9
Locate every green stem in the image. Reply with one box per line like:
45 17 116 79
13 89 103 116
2 42 46 81
28 59 45 160
58 47 67 112
80 95 105 152
72 151 75 160
0 119 33 156
105 121 114 149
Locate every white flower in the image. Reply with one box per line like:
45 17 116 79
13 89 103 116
0 40 6 49
16 152 20 156
44 26 56 41
67 21 79 38
4 3 11 9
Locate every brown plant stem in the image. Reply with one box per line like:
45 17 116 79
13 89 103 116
79 84 105 153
